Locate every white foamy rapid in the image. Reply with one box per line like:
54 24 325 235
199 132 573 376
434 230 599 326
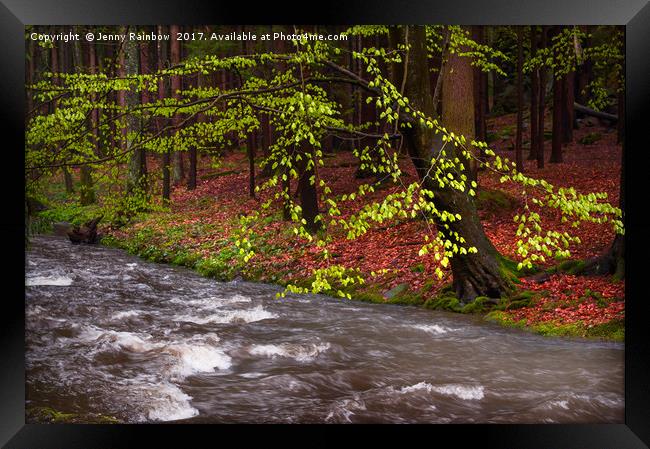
174 305 277 324
111 310 144 320
63 325 232 420
140 381 199 421
169 294 252 309
76 327 161 353
163 343 232 379
26 275 73 287
410 324 457 335
249 342 331 362
400 382 485 400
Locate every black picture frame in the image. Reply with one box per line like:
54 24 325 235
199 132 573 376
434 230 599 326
3 0 649 446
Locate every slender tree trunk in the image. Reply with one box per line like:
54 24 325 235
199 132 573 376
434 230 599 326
472 26 487 145
528 26 539 161
243 27 256 198
50 34 74 194
187 71 203 191
138 35 150 188
515 26 524 172
537 26 548 169
550 27 564 164
73 26 95 205
26 38 35 116
617 26 625 144
400 25 513 303
124 27 145 193
562 70 575 142
550 74 564 163
170 25 184 184
575 25 592 107
158 25 171 203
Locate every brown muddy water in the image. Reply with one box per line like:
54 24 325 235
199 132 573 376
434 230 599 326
25 235 624 423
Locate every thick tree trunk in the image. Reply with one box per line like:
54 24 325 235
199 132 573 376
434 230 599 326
399 25 513 303
515 26 524 172
528 26 539 161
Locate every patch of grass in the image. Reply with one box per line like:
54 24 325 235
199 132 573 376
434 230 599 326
554 259 587 275
410 263 425 273
579 132 602 145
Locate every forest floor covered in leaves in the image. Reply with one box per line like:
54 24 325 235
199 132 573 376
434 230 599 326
99 113 624 341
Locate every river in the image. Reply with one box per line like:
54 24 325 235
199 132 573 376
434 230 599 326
25 235 624 423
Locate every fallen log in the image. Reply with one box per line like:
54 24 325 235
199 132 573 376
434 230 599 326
574 102 618 122
67 215 103 244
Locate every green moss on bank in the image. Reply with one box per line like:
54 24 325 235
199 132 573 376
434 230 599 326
27 406 120 424
485 311 624 341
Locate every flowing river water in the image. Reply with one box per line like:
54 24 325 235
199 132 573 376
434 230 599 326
25 235 624 423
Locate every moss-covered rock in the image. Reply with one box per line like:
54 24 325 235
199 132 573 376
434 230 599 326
476 189 518 213
424 293 462 312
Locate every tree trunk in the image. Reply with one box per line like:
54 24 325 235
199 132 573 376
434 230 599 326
157 25 171 203
188 70 203 191
550 76 564 163
170 25 184 184
400 25 513 303
550 26 564 164
73 26 95 205
536 26 548 169
562 70 575 142
124 27 145 193
138 35 150 187
472 26 487 145
247 131 256 198
244 28 256 198
515 26 524 172
50 34 74 194
617 26 625 145
528 26 539 161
